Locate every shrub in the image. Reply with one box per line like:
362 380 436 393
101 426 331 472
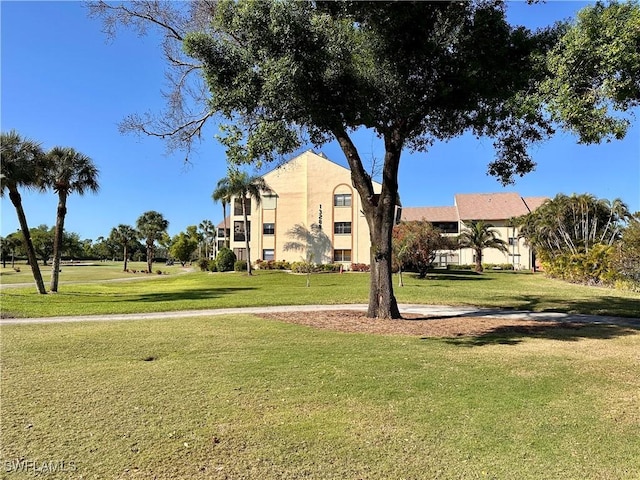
234 260 247 272
197 258 210 272
290 261 314 273
541 244 616 286
256 259 292 270
320 263 340 272
482 263 514 271
215 248 236 272
156 269 163 275
350 263 370 272
207 260 217 272
276 260 291 270
447 264 474 271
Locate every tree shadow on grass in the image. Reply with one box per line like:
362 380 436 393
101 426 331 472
442 321 639 347
125 287 257 302
58 287 257 302
509 294 640 319
409 270 489 282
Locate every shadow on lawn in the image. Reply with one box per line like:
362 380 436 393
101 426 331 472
510 294 640 319
410 270 489 281
442 322 639 347
123 287 257 302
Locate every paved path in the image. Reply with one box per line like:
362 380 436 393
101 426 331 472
1 304 639 327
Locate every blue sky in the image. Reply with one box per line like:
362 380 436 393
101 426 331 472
2 1 638 241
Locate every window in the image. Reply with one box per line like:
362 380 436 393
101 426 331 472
432 222 459 234
262 249 275 261
234 198 251 216
334 222 352 234
263 223 275 235
334 249 352 262
334 194 352 207
233 248 246 261
234 221 250 242
508 237 518 246
262 194 277 210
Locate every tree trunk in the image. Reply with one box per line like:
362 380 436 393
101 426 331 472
333 127 403 319
367 206 401 319
475 248 483 272
242 199 252 275
147 243 154 273
123 245 129 271
222 203 228 248
50 193 68 292
8 188 47 294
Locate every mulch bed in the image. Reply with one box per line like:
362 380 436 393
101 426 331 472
259 310 588 338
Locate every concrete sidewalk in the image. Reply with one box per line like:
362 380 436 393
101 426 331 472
1 304 639 327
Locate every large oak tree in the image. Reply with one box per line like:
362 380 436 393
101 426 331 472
89 1 638 318
182 0 558 317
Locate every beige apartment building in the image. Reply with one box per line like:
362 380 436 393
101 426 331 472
402 193 547 270
221 150 380 265
219 150 546 270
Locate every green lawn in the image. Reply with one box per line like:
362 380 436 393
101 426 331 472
0 261 188 284
2 316 638 478
2 268 639 318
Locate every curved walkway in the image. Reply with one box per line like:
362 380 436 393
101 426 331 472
1 304 639 327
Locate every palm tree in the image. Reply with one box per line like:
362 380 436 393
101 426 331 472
0 130 49 294
136 211 169 273
198 219 216 259
219 169 272 275
109 224 138 271
212 179 232 248
47 147 100 292
458 220 509 272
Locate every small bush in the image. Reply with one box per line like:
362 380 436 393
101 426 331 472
290 261 314 273
215 248 236 272
156 269 163 275
197 258 210 272
614 278 640 292
234 260 247 272
483 263 514 271
447 264 473 271
256 259 291 270
207 260 217 272
321 263 341 272
350 263 370 272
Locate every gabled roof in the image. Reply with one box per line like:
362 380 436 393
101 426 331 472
401 206 458 222
454 192 531 221
523 196 549 212
216 216 231 229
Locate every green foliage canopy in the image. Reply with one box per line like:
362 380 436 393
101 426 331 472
544 0 640 143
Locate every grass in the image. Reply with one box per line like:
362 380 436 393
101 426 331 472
0 261 187 284
2 316 639 478
1 267 639 318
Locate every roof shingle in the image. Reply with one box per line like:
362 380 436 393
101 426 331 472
401 206 458 222
454 192 531 220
